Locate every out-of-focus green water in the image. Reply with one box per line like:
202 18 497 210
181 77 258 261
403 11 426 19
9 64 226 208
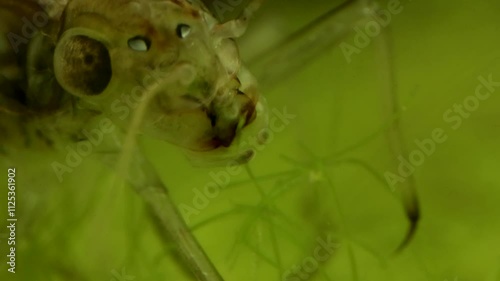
1 0 500 280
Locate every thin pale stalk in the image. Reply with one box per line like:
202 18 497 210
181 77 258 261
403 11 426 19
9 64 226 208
97 130 224 281
370 2 420 253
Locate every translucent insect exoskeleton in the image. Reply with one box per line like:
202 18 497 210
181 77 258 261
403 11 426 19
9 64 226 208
51 0 269 162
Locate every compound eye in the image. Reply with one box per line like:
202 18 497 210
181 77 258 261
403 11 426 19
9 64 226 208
128 36 151 51
54 34 112 96
176 24 191 39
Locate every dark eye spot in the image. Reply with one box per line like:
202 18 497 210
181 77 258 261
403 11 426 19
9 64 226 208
59 35 112 96
84 54 94 65
207 111 217 127
176 24 191 39
128 36 151 51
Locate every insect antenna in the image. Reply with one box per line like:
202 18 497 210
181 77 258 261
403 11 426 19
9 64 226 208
114 65 188 182
370 8 421 254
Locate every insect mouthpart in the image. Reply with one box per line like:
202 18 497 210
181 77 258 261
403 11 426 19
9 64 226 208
206 88 257 148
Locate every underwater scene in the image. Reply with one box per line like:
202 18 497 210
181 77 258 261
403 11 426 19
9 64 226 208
0 0 499 280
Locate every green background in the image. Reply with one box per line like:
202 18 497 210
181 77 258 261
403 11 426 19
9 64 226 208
1 0 500 280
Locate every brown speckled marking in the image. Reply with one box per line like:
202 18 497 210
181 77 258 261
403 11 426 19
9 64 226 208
170 0 185 7
190 8 200 18
168 0 200 18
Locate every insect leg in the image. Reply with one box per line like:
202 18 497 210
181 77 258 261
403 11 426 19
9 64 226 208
245 0 420 252
238 0 265 20
246 0 371 90
95 130 224 281
209 0 266 38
